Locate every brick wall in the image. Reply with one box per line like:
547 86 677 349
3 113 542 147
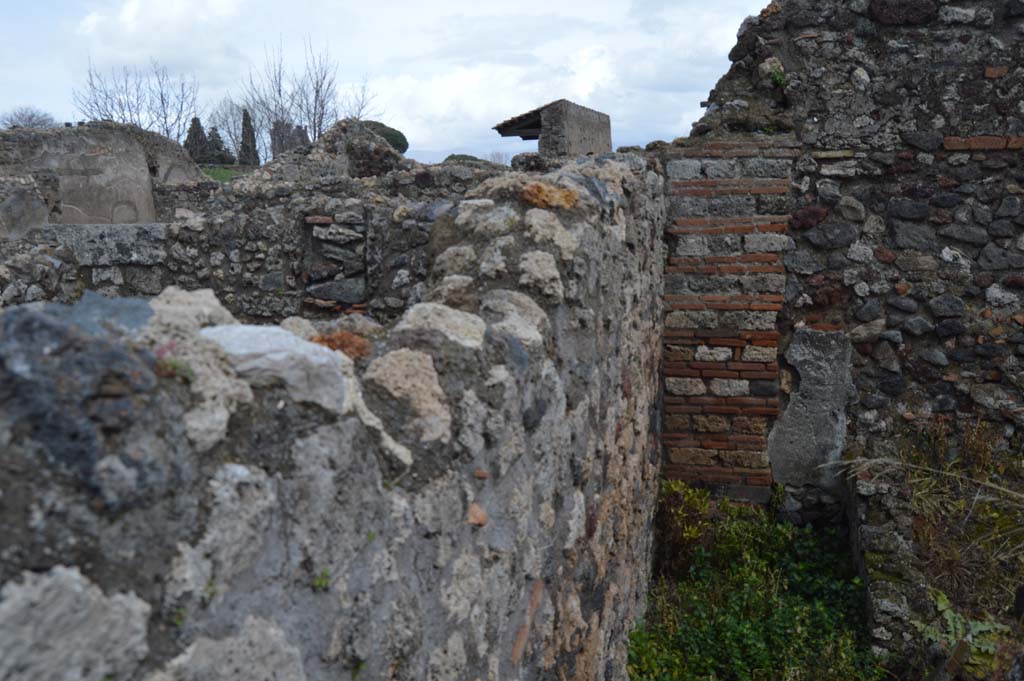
660 135 798 503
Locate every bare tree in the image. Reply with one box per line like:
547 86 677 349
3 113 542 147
341 75 381 121
0 106 58 129
149 60 200 143
208 96 244 156
72 59 201 143
487 151 511 166
210 42 381 161
238 42 297 160
74 61 148 128
292 39 338 142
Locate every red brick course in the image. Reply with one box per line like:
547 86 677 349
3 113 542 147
943 135 1010 151
669 215 790 236
661 145 793 497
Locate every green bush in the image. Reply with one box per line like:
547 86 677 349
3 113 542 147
362 121 408 153
443 153 484 163
630 484 884 681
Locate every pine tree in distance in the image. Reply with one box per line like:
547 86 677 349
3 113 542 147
183 117 208 163
206 127 236 165
238 109 259 167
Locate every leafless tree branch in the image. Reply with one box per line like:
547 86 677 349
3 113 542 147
72 59 201 143
0 106 58 129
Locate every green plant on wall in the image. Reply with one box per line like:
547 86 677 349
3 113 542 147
770 67 789 89
913 589 1011 679
311 569 331 593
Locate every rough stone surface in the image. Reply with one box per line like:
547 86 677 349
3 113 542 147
690 0 1024 664
0 566 151 681
0 122 202 225
768 330 854 490
0 154 664 681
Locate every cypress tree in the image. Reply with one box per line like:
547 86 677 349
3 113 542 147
238 109 259 166
183 117 208 163
206 127 236 165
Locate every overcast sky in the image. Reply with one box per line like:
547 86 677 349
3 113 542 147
1 0 765 163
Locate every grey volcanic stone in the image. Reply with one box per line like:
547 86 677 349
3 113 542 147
889 198 930 220
157 616 307 681
901 130 944 152
0 566 150 681
919 349 949 367
939 224 990 245
869 0 938 26
856 298 883 322
988 220 1015 238
887 296 919 313
0 306 161 495
978 243 1010 270
902 316 935 336
47 223 168 266
850 319 887 343
306 278 367 303
879 330 904 345
891 220 937 252
768 330 854 490
927 294 965 317
997 196 1022 218
936 318 966 338
806 222 861 249
60 290 154 338
785 250 825 274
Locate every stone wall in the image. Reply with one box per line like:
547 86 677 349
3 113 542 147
673 0 1024 664
0 124 504 321
539 101 613 158
0 155 665 681
0 122 203 230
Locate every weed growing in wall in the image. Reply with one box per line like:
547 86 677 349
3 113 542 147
630 481 883 681
842 418 1024 678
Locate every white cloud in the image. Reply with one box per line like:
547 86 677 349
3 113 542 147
4 0 768 160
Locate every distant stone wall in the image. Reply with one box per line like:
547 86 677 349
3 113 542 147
539 101 613 157
0 126 504 322
0 155 664 681
0 122 203 229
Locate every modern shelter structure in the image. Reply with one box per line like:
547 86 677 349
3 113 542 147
494 99 612 157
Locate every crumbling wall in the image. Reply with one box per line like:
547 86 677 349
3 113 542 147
0 155 664 681
0 122 203 228
674 0 1024 665
0 123 504 321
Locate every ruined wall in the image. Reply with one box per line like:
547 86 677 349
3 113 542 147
0 155 664 681
659 135 796 505
539 101 613 158
674 0 1024 663
0 124 503 321
0 122 203 229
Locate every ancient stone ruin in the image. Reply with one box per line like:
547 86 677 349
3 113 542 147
1 0 1023 679
0 121 202 233
494 99 613 158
